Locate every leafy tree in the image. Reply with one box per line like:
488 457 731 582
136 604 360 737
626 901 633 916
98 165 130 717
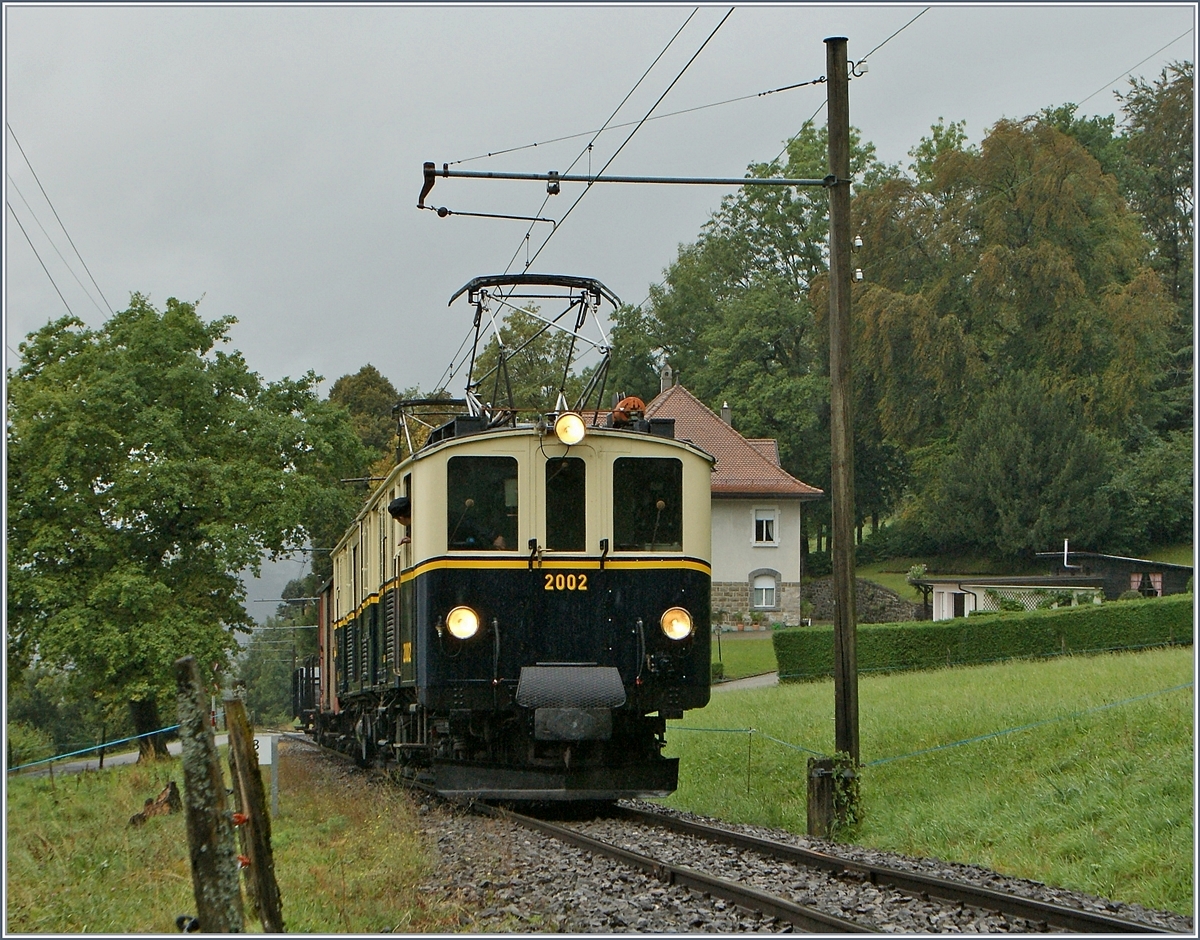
1107 427 1194 551
1038 103 1126 180
854 115 1171 446
930 372 1115 556
328 364 400 464
1117 62 1194 429
620 124 888 521
6 296 365 758
237 577 318 727
7 665 122 758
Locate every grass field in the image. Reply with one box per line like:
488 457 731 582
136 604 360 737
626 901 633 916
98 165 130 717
5 745 463 933
665 645 1194 914
712 632 777 680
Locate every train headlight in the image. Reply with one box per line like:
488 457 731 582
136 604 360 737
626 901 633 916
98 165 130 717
446 605 481 640
660 607 694 641
554 412 586 446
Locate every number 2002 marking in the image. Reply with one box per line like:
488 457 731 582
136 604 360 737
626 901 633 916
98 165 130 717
544 572 588 591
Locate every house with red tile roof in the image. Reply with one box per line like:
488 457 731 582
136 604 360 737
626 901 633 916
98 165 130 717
645 378 823 629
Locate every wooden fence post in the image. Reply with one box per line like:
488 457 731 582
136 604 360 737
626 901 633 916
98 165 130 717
174 655 244 933
224 695 284 933
807 757 834 838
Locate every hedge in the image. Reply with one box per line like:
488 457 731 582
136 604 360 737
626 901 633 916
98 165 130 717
773 594 1194 681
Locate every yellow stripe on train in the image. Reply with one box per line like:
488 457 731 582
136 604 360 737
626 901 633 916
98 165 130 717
331 556 711 630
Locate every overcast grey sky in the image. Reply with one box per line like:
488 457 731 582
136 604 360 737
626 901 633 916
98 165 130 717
5 2 1194 617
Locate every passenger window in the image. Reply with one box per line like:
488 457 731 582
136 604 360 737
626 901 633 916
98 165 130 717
545 457 586 551
447 456 518 550
613 457 682 551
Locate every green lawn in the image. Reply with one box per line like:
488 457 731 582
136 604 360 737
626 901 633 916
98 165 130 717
711 633 777 680
1147 543 1193 567
665 645 1194 914
5 745 463 933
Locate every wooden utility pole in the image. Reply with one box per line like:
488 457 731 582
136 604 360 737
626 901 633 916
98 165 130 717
825 36 860 767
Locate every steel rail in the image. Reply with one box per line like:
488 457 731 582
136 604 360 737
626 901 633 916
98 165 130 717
615 806 1169 934
283 737 868 931
474 801 874 933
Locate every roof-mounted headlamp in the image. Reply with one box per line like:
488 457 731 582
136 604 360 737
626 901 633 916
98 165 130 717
553 412 586 446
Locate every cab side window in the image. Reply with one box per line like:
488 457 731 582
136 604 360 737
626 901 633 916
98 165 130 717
447 456 518 550
613 457 682 551
545 457 586 551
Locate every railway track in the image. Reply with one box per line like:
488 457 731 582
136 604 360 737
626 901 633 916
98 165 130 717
589 805 1172 934
281 734 1183 933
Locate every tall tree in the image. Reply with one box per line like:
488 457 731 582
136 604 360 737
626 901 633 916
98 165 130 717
1117 62 1194 429
854 115 1171 446
618 123 888 520
328 364 400 463
931 372 1115 556
7 296 365 757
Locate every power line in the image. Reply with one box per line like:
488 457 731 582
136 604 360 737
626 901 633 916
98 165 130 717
858 6 930 63
7 172 108 317
1077 27 1193 107
774 6 931 164
497 6 702 278
7 122 114 314
7 201 75 317
450 75 827 168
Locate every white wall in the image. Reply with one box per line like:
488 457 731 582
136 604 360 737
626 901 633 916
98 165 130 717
710 498 802 586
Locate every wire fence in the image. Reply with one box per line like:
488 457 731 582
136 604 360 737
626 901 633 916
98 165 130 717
670 681 1193 772
8 724 183 774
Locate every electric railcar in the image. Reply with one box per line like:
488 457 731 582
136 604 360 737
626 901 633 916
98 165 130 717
297 274 713 800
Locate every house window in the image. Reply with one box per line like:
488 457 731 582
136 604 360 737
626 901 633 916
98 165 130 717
752 574 776 609
753 508 778 545
1132 572 1163 597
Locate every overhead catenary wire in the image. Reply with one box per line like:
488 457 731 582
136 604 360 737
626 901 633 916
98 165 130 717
7 122 114 315
495 5 703 278
521 8 736 276
431 7 700 394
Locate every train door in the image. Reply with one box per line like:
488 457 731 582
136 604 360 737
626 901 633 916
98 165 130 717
532 455 604 663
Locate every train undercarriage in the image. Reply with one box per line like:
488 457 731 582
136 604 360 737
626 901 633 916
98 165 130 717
310 689 679 800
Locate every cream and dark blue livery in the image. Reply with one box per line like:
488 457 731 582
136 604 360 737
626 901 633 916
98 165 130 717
295 275 713 800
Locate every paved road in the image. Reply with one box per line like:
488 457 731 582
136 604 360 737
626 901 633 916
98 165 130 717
712 671 779 692
10 734 229 779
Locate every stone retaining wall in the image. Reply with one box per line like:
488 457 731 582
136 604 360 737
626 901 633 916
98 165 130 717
713 577 923 629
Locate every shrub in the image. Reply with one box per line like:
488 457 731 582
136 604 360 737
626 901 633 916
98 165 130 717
804 550 832 577
1119 590 1145 601
7 721 55 767
773 594 1193 681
